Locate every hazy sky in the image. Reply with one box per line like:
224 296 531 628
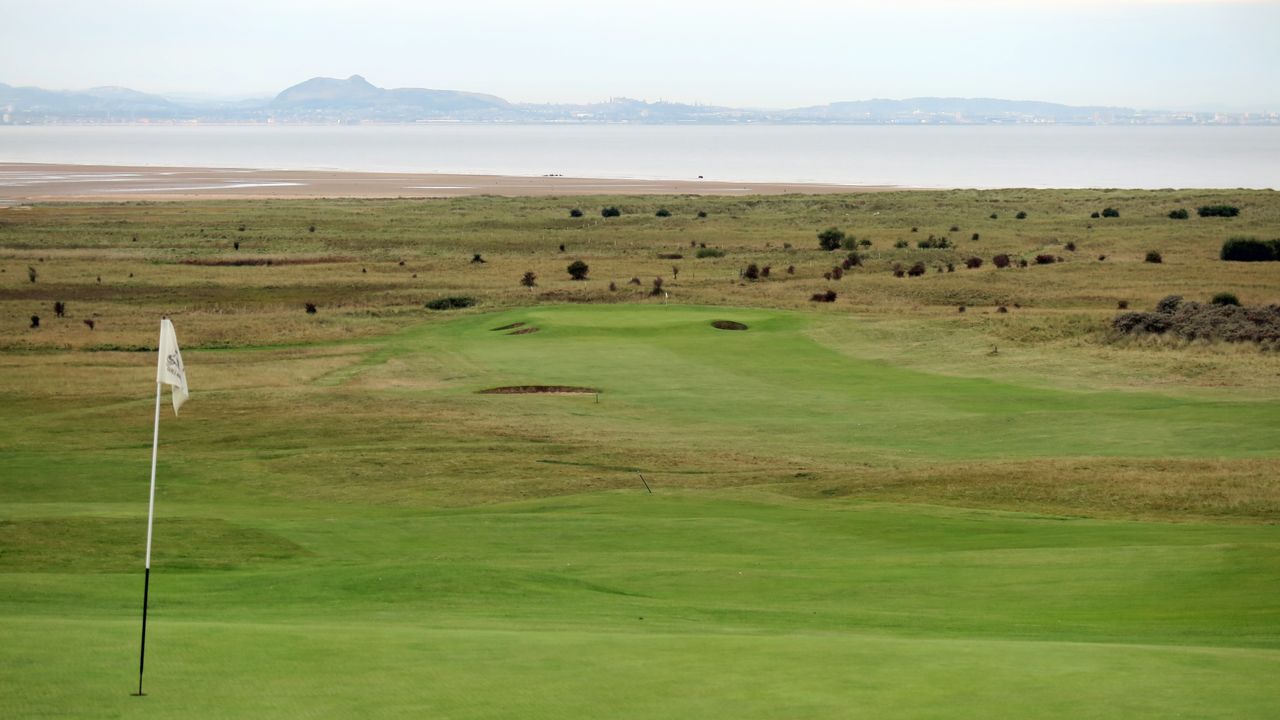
3 0 1279 110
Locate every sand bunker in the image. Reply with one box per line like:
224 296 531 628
508 327 541 335
711 320 748 331
478 385 600 395
490 322 526 331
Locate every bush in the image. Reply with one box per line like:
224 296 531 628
1211 292 1240 306
786 265 795 274
650 277 665 296
761 265 771 278
1198 205 1239 218
609 281 617 292
1113 296 1280 344
521 271 537 288
1090 211 1100 219
30 315 39 329
1117 300 1129 310
697 210 708 218
1034 254 1056 265
1168 208 1188 220
1015 211 1027 220
425 296 476 311
655 209 671 217
1145 250 1163 264
907 262 926 277
742 263 760 281
971 233 980 241
817 227 846 251
964 256 983 269
569 208 583 218
992 254 1011 269
830 266 844 280
53 301 65 318
304 302 317 314
810 290 838 303
917 235 952 249
601 206 621 218
696 247 726 258
1221 237 1280 262
1102 207 1119 218
471 253 486 264
1064 241 1076 252
567 260 590 280
894 239 909 249
1156 295 1183 314
990 213 998 219
950 225 960 232
629 276 642 285
657 253 683 260
27 266 37 283
83 319 95 330
892 264 905 278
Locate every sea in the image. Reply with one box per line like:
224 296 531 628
1 124 1277 189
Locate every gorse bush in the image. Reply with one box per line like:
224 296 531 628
567 260 590 280
907 262 926 277
917 236 952 249
1113 295 1280 344
1211 292 1240 306
601 206 622 218
425 296 476 311
1168 208 1189 220
53 301 65 318
894 239 909 249
964 256 983 269
655 209 671 217
1220 237 1280 262
1101 208 1120 218
1145 250 1163 264
521 271 537 288
1034 254 1056 265
696 247 725 258
1198 205 1240 218
1016 211 1027 220
817 227 846 251
304 302 317 314
810 290 838 302
742 263 760 281
569 208 583 218
992 253 1011 269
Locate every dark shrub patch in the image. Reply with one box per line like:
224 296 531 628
1221 237 1280 262
964 256 983 269
990 213 998 219
907 262 926 277
892 264 905 278
30 315 39 329
786 265 795 274
601 206 622 218
569 208 583 218
567 260 590 280
471 253 486 263
917 235 952 249
1064 241 1076 252
996 306 1008 314
992 254 1011 269
1018 259 1028 268
609 281 617 291
657 253 683 259
971 233 980 241
761 265 771 278
949 225 960 232
1198 205 1239 218
817 227 845 251
1034 254 1056 265
655 209 671 217
696 247 726 258
1145 250 1163 264
650 277 665 296
1015 211 1027 220
1156 295 1183 314
1090 211 1100 219
830 266 844 280
1168 208 1188 220
1211 292 1240 306
697 210 707 218
83 319 95 330
304 302 317 314
53 301 66 318
958 306 966 313
425 296 477 311
742 263 761 281
308 224 316 233
1113 296 1280 344
1102 207 1119 218
1117 300 1129 309
521 271 537 288
711 320 748 331
894 239 909 249
810 290 838 303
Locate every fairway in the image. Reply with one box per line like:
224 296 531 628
3 192 1280 718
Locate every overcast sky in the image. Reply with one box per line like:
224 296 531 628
3 0 1278 110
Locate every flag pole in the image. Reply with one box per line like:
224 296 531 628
135 375 163 696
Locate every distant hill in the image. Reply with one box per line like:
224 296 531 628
0 77 1269 125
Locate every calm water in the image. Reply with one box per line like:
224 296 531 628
2 124 1277 188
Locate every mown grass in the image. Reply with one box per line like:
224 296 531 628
2 192 1279 718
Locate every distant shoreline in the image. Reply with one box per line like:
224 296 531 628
0 163 899 201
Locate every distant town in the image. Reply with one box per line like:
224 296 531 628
2 75 1277 126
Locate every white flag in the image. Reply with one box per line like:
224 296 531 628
156 318 189 415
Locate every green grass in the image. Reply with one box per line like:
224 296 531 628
3 194 1280 717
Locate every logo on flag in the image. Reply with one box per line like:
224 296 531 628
157 318 189 414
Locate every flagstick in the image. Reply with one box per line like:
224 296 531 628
134 380 162 697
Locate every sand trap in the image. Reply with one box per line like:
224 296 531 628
478 385 599 395
508 327 540 335
491 322 526 331
711 320 748 331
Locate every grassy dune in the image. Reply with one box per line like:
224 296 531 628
2 191 1279 717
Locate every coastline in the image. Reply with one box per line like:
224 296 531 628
0 163 897 202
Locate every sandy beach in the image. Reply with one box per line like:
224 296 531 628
0 163 892 202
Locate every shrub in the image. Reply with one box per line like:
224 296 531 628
567 260 590 280
810 290 838 303
521 271 537 288
1168 208 1188 220
971 233 980 241
233 241 240 251
1064 241 1076 252
601 206 621 218
1145 250 1163 264
997 306 1009 314
569 208 583 218
742 263 760 281
1090 211 1100 219
1211 292 1240 306
1113 296 1280 344
964 257 983 269
559 243 566 252
911 227 918 233
841 236 859 251
1198 205 1239 218
993 254 1011 268
990 213 999 219
859 238 872 248
1102 207 1120 218
830 266 844 280
907 262 926 277
308 224 316 233
425 296 476 311
609 281 617 291
628 276 641 285
304 302 317 314
655 209 671 217
1016 211 1027 220
657 253 683 259
696 247 726 258
893 239 909 249
471 253 486 264
817 227 846 251
27 266 36 283
697 210 708 218
761 265 771 278
30 315 39 329
1034 254 1056 265
1018 259 1029 268
1221 237 1280 262
917 236 952 249
949 225 960 232
786 265 795 274
958 306 966 313
53 301 65 318
1117 300 1129 310
1156 295 1183 314
83 319 95 330
650 277 665 296
891 264 905 278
